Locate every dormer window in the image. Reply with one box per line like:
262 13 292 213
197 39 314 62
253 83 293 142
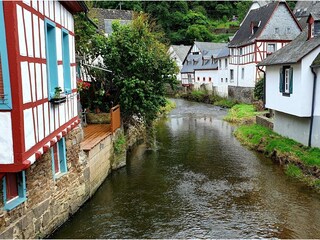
312 21 320 38
250 21 260 35
308 14 320 39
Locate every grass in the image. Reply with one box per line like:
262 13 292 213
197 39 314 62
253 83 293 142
214 98 238 108
159 99 176 115
235 124 320 190
224 104 266 124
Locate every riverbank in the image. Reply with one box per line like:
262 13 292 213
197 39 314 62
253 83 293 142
234 123 320 190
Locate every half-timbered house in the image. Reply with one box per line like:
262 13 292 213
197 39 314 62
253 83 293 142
0 0 86 210
229 1 302 88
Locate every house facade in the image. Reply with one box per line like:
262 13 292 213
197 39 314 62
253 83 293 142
168 45 190 81
181 41 226 89
259 14 320 147
229 1 302 88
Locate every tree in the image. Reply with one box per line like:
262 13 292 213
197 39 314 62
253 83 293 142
102 14 178 126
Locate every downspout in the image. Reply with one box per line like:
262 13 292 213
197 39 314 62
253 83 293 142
257 66 266 108
309 66 317 147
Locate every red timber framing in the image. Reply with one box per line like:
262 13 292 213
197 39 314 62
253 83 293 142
0 1 83 173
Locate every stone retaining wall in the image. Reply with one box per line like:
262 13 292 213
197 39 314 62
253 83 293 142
228 86 254 104
0 126 128 239
256 115 274 130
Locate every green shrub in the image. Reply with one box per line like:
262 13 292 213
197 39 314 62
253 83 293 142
114 134 126 155
254 78 264 100
214 98 238 108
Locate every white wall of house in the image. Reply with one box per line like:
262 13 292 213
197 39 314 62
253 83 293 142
168 46 183 81
266 46 320 117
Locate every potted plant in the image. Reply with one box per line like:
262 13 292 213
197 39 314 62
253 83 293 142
50 86 66 104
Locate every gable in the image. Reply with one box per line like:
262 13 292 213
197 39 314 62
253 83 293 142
259 4 301 40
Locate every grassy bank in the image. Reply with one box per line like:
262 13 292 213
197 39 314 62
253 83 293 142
235 124 320 189
159 99 176 115
180 90 238 108
224 104 266 124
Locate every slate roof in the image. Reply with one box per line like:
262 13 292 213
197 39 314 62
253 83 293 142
90 8 133 33
171 45 191 62
181 55 218 73
258 28 320 66
294 1 320 29
216 47 229 59
229 2 279 47
194 41 227 53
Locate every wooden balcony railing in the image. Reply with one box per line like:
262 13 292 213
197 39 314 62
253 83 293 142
110 105 121 132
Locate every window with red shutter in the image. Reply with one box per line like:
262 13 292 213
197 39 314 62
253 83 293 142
6 173 18 201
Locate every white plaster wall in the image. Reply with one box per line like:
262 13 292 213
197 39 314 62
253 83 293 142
36 63 43 100
236 63 256 87
265 64 311 117
24 108 36 151
21 61 31 104
0 112 14 164
33 15 40 58
24 8 33 57
17 5 27 56
194 70 214 84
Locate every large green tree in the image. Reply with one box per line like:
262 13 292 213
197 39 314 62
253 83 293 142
102 14 178 125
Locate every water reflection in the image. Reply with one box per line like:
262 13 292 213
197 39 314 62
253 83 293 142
51 99 320 239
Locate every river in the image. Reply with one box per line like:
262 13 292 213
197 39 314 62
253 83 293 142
51 99 320 239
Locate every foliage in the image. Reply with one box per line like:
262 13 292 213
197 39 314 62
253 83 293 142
77 79 91 92
114 133 126 155
159 99 176 115
53 87 62 98
92 1 254 45
224 104 266 124
254 78 264 100
214 98 238 108
102 14 178 124
234 124 320 190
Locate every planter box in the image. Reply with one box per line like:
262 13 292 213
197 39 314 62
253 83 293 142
50 96 67 104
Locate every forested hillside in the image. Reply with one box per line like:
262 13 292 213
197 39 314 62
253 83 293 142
91 1 296 45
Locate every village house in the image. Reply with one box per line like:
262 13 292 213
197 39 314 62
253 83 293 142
168 44 190 81
259 13 320 148
181 41 226 90
0 1 119 238
228 1 302 91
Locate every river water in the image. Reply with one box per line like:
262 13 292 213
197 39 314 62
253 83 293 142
51 99 320 239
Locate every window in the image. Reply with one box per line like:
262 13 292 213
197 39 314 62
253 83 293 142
188 74 192 84
62 29 71 94
279 66 293 95
203 77 205 81
197 77 200 81
286 27 291 34
312 21 320 38
267 44 276 55
230 69 234 81
3 172 27 210
51 138 67 178
209 77 212 82
241 68 245 79
225 59 228 69
221 78 223 83
0 2 11 109
239 48 243 55
219 59 222 69
275 27 279 34
225 78 228 83
45 19 58 99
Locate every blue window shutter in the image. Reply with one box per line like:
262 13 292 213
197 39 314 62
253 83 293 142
45 19 58 99
279 67 284 92
58 138 67 173
289 67 293 94
0 2 12 110
62 29 71 94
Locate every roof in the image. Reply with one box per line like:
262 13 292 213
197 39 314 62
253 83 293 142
258 28 320 66
181 55 218 73
171 45 191 62
216 47 229 59
229 2 293 47
59 1 88 14
311 53 320 68
194 41 227 53
294 1 320 29
90 8 133 32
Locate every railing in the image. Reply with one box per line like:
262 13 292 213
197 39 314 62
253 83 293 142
110 105 121 133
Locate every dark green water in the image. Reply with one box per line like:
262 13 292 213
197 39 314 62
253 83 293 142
51 99 320 239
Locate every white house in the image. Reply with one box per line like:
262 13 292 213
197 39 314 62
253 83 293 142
181 41 226 88
229 1 302 88
168 45 191 81
259 13 320 147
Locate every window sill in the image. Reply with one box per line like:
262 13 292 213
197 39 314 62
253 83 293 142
282 92 291 97
4 197 27 211
54 171 67 180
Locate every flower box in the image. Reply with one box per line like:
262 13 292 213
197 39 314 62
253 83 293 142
50 95 66 104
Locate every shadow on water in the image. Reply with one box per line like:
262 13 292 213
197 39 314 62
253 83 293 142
51 99 320 239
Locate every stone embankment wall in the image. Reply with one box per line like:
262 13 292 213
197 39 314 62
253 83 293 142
228 86 254 104
0 126 128 239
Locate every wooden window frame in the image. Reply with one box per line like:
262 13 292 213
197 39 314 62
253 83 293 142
3 172 27 210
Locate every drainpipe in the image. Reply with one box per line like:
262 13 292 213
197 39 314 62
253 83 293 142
257 66 266 108
309 66 317 147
